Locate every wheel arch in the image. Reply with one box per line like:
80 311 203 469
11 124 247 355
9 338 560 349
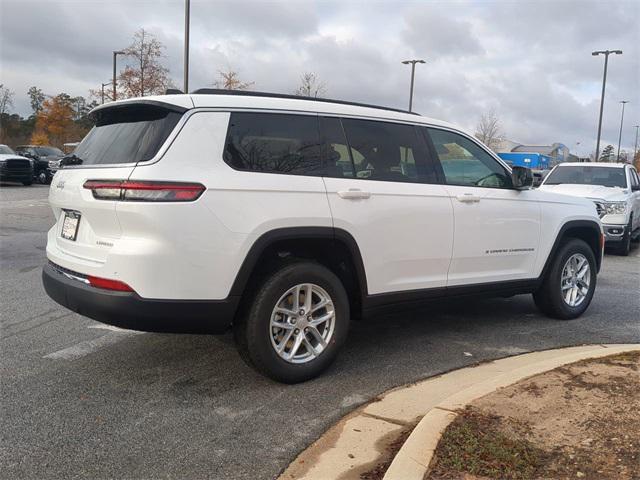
229 227 368 317
541 220 603 278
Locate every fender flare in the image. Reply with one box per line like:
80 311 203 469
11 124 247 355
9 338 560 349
228 227 368 298
540 219 603 279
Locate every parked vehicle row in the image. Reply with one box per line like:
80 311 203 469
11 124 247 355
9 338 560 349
0 144 34 185
42 90 603 383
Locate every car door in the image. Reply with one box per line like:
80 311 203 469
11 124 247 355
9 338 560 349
424 127 541 286
321 116 454 295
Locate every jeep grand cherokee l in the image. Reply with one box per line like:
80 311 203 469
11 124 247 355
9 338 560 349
42 90 604 383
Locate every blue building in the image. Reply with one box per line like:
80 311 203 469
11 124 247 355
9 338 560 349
497 152 552 170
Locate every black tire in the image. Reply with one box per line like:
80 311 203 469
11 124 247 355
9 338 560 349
234 261 350 383
533 238 597 320
22 180 33 186
37 172 48 184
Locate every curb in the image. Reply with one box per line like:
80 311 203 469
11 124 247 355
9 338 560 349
278 344 640 480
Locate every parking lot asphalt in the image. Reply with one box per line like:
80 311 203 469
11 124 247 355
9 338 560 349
1 183 639 480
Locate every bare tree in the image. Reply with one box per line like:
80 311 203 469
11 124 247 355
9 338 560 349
475 109 503 151
214 70 254 90
0 84 14 117
118 29 171 98
28 86 45 116
294 72 327 98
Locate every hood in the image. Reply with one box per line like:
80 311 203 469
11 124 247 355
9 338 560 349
0 154 31 162
538 183 628 202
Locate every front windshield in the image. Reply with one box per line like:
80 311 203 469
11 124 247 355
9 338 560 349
544 166 627 188
0 145 15 154
35 147 63 156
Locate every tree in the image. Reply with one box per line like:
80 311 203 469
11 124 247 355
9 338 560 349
475 109 503 151
634 150 640 172
32 94 75 146
28 86 45 116
599 144 614 162
0 84 15 141
294 72 327 98
214 70 254 90
118 29 171 98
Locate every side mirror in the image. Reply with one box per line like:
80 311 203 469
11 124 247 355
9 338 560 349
632 184 640 192
512 166 533 190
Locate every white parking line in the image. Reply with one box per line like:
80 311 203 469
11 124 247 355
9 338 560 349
44 326 142 360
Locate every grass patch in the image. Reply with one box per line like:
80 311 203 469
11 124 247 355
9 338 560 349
426 407 546 480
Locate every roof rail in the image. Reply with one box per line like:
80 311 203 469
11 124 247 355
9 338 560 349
189 88 419 115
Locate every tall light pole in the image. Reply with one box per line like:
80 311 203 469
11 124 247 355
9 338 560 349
401 59 425 112
616 100 629 162
184 0 190 93
100 82 110 104
592 50 622 161
112 50 126 101
633 125 640 163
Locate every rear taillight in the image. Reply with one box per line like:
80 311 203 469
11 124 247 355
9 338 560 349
83 180 205 202
87 275 134 292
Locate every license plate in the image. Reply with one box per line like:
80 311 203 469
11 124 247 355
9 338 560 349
61 211 81 241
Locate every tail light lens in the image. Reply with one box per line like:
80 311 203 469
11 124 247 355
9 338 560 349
84 180 205 202
87 275 134 292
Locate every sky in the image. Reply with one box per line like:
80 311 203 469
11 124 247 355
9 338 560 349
1 0 639 157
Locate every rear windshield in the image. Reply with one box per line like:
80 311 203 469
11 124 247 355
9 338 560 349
72 104 183 165
544 166 627 188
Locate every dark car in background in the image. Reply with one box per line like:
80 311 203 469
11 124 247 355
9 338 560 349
0 144 34 186
15 145 64 184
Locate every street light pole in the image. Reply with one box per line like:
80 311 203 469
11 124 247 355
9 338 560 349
401 59 425 112
592 49 622 161
112 50 126 101
616 100 629 162
184 0 190 93
100 82 110 104
633 125 640 163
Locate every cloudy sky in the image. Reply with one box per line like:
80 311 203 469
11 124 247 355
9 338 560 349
1 0 638 156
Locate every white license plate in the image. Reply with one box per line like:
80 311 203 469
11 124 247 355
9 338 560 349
61 211 81 241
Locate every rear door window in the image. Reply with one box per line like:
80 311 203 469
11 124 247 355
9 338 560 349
72 104 183 165
340 118 432 183
223 112 323 176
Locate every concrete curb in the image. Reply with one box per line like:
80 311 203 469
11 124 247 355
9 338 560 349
278 344 640 480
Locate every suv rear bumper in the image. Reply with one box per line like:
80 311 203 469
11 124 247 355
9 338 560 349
42 262 239 334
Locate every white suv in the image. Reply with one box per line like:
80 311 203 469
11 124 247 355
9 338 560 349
43 91 603 382
539 162 640 256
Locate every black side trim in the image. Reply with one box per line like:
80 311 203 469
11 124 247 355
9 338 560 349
362 279 539 314
190 88 418 115
43 263 238 334
229 227 369 299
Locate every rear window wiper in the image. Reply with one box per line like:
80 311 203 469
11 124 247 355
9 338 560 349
60 154 84 166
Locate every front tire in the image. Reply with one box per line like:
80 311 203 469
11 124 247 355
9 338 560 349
234 261 350 383
614 218 632 256
533 238 596 320
22 179 33 186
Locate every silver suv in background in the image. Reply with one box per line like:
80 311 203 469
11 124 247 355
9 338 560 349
539 162 640 255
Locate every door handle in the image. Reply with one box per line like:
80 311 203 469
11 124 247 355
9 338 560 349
337 189 371 199
456 193 481 203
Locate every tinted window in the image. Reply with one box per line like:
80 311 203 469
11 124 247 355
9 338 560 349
427 128 511 188
631 169 639 188
73 105 182 165
224 113 323 176
341 118 428 183
0 145 14 154
543 166 627 188
35 147 63 156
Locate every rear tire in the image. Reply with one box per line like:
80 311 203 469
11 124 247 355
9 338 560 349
533 238 596 320
234 261 350 383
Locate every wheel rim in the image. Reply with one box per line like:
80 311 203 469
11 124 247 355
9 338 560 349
561 253 591 307
269 283 336 364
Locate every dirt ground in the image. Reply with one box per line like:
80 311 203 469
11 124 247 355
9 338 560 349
426 351 640 480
